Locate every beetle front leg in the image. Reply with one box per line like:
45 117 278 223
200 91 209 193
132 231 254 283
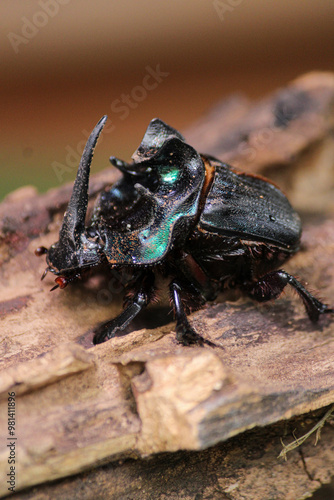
170 281 216 347
93 271 155 344
247 270 333 322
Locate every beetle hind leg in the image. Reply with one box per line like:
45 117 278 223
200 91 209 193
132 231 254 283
246 270 333 322
93 271 155 345
170 281 216 347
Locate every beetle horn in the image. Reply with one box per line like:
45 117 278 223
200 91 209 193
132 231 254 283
59 115 107 246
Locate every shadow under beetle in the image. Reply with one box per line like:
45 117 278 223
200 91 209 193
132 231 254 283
36 116 333 346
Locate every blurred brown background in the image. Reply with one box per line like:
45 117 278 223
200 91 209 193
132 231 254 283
1 0 334 199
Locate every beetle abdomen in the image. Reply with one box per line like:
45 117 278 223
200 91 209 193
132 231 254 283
199 162 301 250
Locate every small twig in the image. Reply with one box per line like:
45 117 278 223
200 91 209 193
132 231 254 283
278 404 334 460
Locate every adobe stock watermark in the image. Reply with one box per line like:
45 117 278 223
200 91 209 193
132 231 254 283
213 0 245 21
7 392 17 493
52 64 169 183
232 97 323 169
73 268 134 318
7 0 71 54
95 268 133 307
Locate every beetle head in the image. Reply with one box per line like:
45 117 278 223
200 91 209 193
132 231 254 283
39 116 107 289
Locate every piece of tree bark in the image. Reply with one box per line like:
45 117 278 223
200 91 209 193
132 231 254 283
0 71 334 499
9 412 334 500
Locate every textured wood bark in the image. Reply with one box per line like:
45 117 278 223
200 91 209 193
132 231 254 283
10 413 334 500
0 72 334 499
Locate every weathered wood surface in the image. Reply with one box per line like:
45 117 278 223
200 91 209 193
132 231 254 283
0 72 334 498
10 412 334 500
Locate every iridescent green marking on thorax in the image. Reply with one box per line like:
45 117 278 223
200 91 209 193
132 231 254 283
160 165 180 184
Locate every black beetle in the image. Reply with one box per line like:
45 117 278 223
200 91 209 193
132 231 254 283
36 115 333 346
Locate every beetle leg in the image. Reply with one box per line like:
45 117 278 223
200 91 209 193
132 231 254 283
247 270 333 322
170 281 216 347
93 271 155 344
